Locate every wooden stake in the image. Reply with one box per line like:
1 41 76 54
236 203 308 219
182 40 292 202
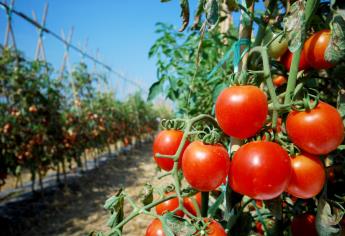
32 3 48 61
3 0 17 49
59 28 79 111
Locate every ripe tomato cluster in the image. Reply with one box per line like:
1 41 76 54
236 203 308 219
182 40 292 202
146 218 226 236
281 30 333 71
151 81 343 233
148 21 344 236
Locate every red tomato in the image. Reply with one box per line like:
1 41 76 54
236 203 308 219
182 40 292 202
196 219 227 236
215 86 268 139
153 130 190 171
286 101 344 155
272 75 287 87
182 141 230 192
255 200 263 208
229 141 291 200
281 49 310 71
291 214 317 236
155 192 184 217
286 153 325 199
255 222 264 235
304 30 333 69
183 192 202 216
146 218 165 236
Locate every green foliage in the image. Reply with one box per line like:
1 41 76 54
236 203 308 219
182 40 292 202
148 23 237 116
0 46 162 188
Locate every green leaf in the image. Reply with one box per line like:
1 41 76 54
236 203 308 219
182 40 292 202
161 0 172 2
205 0 219 29
104 195 120 210
208 190 225 217
107 212 117 228
330 0 345 19
191 0 206 29
140 183 153 206
283 1 306 52
147 78 165 101
325 15 345 63
316 197 344 236
337 89 345 126
212 82 227 102
103 189 125 230
161 212 196 236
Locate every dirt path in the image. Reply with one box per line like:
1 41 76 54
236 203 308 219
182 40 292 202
0 141 175 236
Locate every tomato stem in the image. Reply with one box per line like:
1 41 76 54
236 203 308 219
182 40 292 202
253 0 278 47
201 191 209 217
284 0 318 105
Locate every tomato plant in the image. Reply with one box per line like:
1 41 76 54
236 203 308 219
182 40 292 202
286 101 344 155
182 141 230 192
215 86 268 139
286 153 325 199
229 141 291 200
92 1 345 235
153 130 189 171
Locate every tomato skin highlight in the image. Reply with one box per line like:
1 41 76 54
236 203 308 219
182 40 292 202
281 49 310 71
182 141 230 192
291 214 317 236
183 192 202 216
146 218 165 236
229 141 291 200
155 193 184 217
153 130 189 171
286 153 325 199
286 102 344 155
215 86 268 139
304 30 333 69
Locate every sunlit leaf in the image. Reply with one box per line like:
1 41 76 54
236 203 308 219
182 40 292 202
147 78 165 101
325 15 345 63
205 0 219 30
140 183 153 206
316 197 344 236
283 1 306 52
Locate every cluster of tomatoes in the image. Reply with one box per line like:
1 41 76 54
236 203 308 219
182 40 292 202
146 29 344 235
265 29 334 88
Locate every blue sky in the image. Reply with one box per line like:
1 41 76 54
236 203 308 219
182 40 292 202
0 0 204 99
0 1 265 100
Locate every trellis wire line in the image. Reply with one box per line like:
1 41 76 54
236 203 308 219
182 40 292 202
0 1 146 94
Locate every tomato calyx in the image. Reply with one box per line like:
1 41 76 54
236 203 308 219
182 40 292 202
291 88 320 112
161 118 186 130
198 126 224 145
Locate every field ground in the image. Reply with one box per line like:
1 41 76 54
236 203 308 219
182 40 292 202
0 141 173 236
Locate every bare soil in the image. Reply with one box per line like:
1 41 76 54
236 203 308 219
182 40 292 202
0 141 174 236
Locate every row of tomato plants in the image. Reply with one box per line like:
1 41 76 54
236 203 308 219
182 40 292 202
0 46 162 191
93 0 345 235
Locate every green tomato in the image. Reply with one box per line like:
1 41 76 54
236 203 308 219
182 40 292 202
264 30 288 59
